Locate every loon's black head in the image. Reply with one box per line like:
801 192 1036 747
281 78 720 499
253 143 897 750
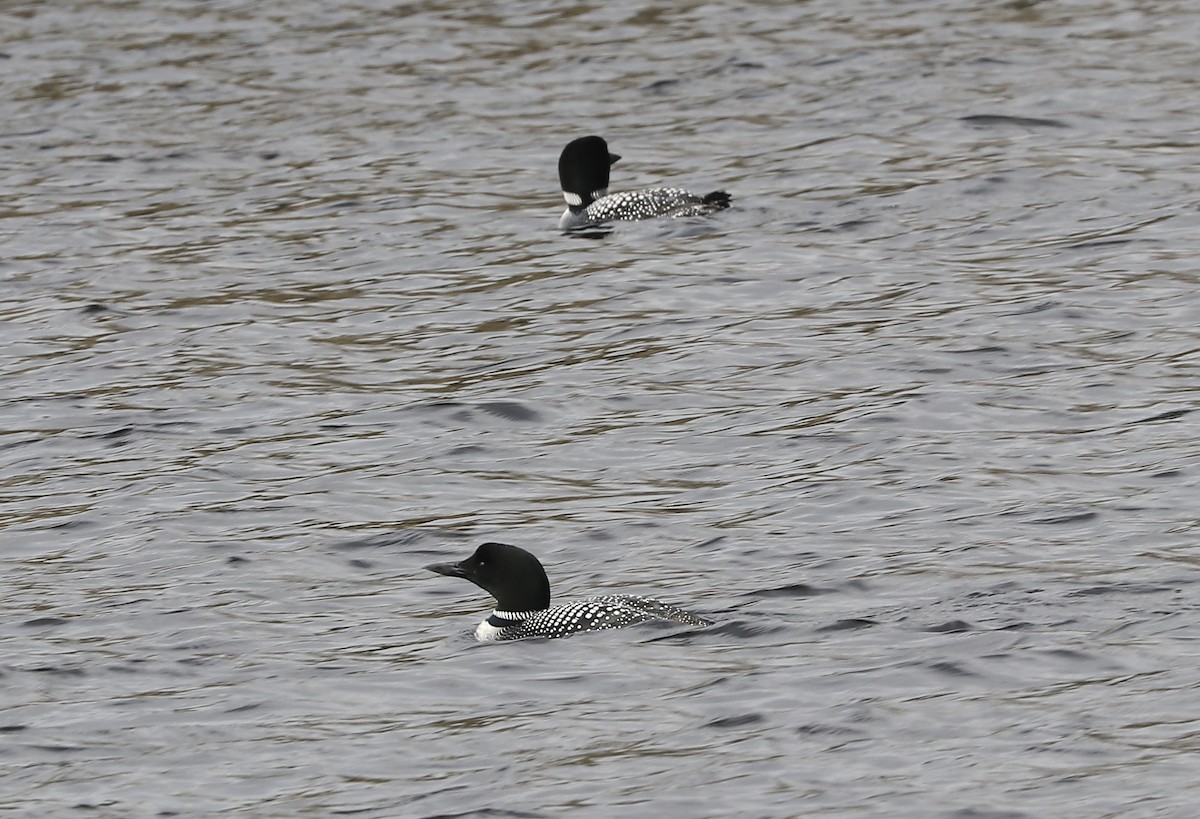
558 135 621 212
426 542 552 613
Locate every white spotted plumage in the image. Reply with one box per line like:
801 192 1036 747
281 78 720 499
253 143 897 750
476 595 712 642
586 188 719 222
560 187 729 231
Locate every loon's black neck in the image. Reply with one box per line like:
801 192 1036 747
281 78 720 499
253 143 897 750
563 187 609 213
486 609 535 627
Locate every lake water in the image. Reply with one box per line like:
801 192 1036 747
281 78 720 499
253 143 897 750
3 0 1199 816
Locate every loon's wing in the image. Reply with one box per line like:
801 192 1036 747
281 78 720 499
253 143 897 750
587 187 728 223
606 595 713 627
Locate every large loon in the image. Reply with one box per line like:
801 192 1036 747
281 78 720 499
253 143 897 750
426 541 713 641
558 135 732 231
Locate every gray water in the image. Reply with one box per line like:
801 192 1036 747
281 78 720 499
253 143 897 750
3 0 1200 816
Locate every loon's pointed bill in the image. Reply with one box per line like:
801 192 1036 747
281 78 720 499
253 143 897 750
557 135 731 231
426 541 712 642
425 560 469 579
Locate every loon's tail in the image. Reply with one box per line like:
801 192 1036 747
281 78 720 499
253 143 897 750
702 190 732 210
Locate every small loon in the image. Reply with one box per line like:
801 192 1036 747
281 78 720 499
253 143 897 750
558 135 732 231
426 541 713 641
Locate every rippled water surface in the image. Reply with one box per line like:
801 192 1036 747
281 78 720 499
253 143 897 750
4 0 1200 815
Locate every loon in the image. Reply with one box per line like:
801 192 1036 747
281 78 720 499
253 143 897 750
558 135 732 231
426 541 713 641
